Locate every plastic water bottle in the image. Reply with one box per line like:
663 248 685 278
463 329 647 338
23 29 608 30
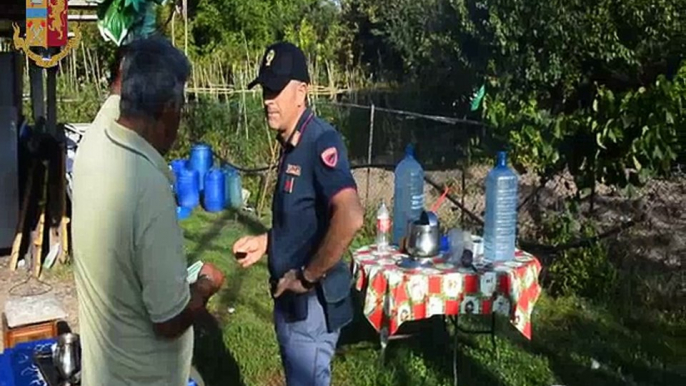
483 151 519 262
447 228 464 264
376 202 391 252
392 144 425 245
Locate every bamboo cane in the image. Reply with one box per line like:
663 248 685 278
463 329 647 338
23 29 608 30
9 163 36 271
33 211 45 278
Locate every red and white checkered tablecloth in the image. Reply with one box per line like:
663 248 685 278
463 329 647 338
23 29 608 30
351 244 542 340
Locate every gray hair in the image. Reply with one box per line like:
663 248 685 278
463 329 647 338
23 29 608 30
119 36 191 121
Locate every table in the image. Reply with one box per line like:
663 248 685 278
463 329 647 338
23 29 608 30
350 242 542 378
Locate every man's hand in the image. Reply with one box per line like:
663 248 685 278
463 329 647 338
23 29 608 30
198 262 225 297
154 262 224 340
232 233 268 268
272 269 309 298
303 188 364 280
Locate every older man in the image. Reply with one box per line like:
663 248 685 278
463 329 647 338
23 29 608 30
232 42 364 386
72 36 222 386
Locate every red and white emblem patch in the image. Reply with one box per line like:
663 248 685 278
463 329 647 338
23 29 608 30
285 164 301 176
321 147 338 168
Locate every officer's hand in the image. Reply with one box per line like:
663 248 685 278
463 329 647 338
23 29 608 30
273 269 309 298
232 233 268 268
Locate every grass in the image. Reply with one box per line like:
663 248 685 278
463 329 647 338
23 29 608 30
179 209 686 386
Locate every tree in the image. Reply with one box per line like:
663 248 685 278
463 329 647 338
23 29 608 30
343 0 686 188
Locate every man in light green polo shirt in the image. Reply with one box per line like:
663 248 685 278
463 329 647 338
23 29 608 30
72 36 221 386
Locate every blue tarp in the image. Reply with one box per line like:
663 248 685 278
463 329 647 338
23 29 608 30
0 338 198 386
0 338 56 386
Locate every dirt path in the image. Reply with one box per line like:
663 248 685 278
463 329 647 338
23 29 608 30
0 255 79 353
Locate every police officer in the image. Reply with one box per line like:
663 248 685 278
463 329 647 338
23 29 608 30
232 42 364 386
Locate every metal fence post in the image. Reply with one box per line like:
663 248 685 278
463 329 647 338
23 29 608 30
366 103 375 203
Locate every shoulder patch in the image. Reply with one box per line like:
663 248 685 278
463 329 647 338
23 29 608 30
320 147 338 168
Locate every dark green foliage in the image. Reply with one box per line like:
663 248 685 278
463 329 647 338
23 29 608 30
345 0 686 189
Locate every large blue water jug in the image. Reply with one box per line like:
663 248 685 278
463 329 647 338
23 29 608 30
188 143 213 191
392 144 425 244
177 167 200 208
483 151 519 262
203 168 226 212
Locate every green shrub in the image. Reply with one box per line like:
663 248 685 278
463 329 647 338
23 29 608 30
540 205 619 302
349 205 376 254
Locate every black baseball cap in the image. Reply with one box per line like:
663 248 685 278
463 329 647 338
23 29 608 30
247 42 310 92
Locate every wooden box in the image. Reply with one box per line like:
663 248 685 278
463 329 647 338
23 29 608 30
2 313 58 350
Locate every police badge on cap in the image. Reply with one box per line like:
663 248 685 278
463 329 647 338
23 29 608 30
247 42 311 93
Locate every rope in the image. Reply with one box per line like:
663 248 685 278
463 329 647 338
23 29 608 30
182 96 485 128
177 94 638 257
323 101 485 127
212 151 276 174
213 155 637 256
8 274 54 298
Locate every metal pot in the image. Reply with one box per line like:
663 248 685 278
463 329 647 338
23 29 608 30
405 211 440 257
52 332 81 383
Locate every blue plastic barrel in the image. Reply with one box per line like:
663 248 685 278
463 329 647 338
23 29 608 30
222 166 234 208
203 168 226 212
177 167 200 208
170 159 187 192
170 159 187 175
188 143 213 191
222 166 243 209
229 169 243 209
177 206 192 220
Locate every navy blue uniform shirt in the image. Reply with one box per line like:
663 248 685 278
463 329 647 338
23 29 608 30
268 108 356 332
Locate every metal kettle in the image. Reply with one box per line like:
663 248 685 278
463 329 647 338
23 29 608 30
52 332 81 384
405 211 441 257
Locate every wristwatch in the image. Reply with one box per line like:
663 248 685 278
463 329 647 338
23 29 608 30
297 267 317 290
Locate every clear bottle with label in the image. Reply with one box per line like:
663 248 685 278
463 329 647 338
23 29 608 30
376 201 391 252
